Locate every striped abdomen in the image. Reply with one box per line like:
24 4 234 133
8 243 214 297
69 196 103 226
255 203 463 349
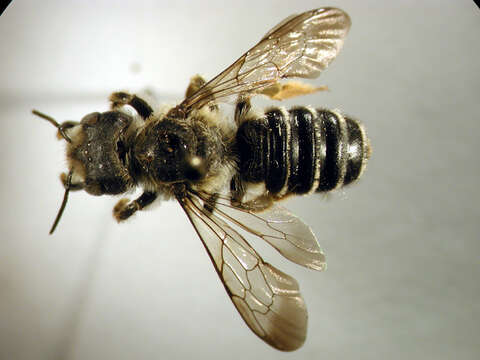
236 107 369 196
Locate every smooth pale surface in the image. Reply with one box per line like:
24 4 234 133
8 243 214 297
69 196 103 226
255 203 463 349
0 1 479 360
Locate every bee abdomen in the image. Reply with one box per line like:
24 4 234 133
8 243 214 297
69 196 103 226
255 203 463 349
236 107 368 196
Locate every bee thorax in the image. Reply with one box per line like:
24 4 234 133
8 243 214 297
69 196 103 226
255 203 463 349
133 115 230 187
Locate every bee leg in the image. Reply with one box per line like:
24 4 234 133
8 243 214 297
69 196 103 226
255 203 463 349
229 175 245 206
113 191 158 222
185 74 207 98
258 81 328 100
229 176 275 211
234 98 251 125
238 194 274 212
109 92 153 120
185 74 218 112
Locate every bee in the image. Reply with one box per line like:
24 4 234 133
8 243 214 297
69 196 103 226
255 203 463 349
33 8 369 351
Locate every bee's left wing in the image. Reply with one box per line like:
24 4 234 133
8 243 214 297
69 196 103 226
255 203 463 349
172 7 350 116
177 193 308 351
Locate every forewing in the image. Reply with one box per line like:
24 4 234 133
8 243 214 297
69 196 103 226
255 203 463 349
178 194 308 351
178 7 351 112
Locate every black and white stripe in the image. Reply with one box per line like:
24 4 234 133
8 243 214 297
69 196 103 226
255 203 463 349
236 106 369 197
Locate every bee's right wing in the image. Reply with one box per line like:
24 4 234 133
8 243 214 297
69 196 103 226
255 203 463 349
195 191 326 271
177 193 308 351
174 7 351 114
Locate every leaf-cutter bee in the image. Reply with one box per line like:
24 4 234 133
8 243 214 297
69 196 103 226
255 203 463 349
33 7 370 351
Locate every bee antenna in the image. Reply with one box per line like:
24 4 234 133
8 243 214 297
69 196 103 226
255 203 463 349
49 171 73 234
32 109 72 143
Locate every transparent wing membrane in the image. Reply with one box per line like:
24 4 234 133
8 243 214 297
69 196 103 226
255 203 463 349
178 193 308 351
196 191 326 271
177 7 351 112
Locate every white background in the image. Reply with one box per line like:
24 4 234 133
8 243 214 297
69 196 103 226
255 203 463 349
1 1 479 359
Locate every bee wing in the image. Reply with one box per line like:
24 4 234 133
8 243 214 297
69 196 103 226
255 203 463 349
206 194 326 271
178 193 308 351
177 7 350 112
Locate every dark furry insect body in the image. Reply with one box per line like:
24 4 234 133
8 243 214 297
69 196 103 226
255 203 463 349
235 106 368 198
33 7 370 351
